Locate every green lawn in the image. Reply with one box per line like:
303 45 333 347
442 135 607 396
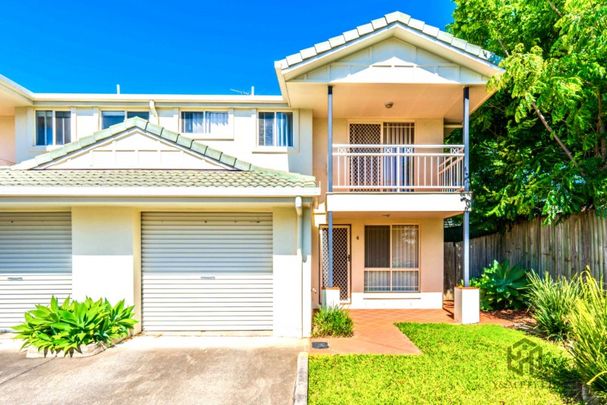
309 323 580 404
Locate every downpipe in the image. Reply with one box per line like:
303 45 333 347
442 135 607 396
295 196 303 338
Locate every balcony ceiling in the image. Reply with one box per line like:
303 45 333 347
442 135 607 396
285 82 492 122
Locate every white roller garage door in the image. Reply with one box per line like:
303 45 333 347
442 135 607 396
0 212 72 331
141 212 273 332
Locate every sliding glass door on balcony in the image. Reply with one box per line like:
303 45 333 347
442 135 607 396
348 123 382 189
364 225 419 292
344 122 415 191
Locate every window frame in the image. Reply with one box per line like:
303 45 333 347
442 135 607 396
34 110 72 147
254 110 297 152
100 110 150 129
363 223 420 293
179 109 233 139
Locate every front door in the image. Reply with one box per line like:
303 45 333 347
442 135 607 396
320 225 351 303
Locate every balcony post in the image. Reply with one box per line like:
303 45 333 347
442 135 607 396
463 86 471 286
326 85 334 290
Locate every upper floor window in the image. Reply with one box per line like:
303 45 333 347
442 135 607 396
101 110 149 129
36 111 71 146
258 112 293 147
181 111 229 135
127 111 149 120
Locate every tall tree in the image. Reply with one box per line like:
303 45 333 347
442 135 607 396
448 0 607 230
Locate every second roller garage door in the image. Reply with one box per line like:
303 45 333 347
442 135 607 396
141 212 273 332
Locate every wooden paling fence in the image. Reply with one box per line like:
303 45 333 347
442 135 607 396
444 211 607 299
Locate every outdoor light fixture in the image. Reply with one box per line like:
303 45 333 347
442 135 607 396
384 101 394 109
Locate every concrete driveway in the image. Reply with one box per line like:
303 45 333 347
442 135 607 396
0 334 304 405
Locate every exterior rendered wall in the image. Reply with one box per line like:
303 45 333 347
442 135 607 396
74 108 99 140
272 206 311 337
12 106 314 176
71 207 142 332
0 116 15 165
14 107 35 163
311 215 444 309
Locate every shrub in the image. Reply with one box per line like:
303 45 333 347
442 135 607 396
470 260 529 311
312 306 353 337
527 272 581 341
14 296 137 356
568 272 607 393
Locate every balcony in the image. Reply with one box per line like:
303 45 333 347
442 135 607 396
333 144 464 192
327 144 468 214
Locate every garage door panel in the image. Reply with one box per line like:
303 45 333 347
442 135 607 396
142 212 273 332
0 213 72 331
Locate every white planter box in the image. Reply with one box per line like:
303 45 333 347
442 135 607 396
454 287 480 324
321 288 340 308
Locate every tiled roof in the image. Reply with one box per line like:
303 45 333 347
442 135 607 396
14 117 255 171
0 169 318 189
276 11 500 70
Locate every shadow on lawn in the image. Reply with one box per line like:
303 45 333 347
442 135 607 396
535 350 582 403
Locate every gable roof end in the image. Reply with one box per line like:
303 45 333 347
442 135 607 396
275 11 501 71
13 117 255 171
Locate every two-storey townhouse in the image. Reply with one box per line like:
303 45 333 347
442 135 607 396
0 11 502 337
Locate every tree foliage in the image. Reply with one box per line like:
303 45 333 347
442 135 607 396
448 0 607 229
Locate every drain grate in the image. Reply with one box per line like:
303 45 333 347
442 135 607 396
312 341 329 349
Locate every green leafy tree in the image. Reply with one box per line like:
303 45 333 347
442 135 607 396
448 0 607 229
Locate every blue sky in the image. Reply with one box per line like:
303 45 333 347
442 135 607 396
0 1 455 95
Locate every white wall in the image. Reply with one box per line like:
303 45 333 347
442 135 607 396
12 106 314 176
71 207 142 332
68 205 308 338
74 108 99 139
295 37 488 84
0 116 15 165
272 206 312 337
14 107 35 163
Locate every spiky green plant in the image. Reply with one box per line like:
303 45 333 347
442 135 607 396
470 260 529 311
527 272 581 341
14 296 137 356
312 306 353 337
568 271 607 393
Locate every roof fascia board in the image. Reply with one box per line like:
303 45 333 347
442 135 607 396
32 100 289 110
31 93 285 104
0 196 316 208
0 186 321 198
0 74 34 104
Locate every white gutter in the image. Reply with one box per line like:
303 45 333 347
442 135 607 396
295 196 304 338
0 186 320 198
32 93 286 104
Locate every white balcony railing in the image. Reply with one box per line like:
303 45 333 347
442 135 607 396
333 144 465 192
